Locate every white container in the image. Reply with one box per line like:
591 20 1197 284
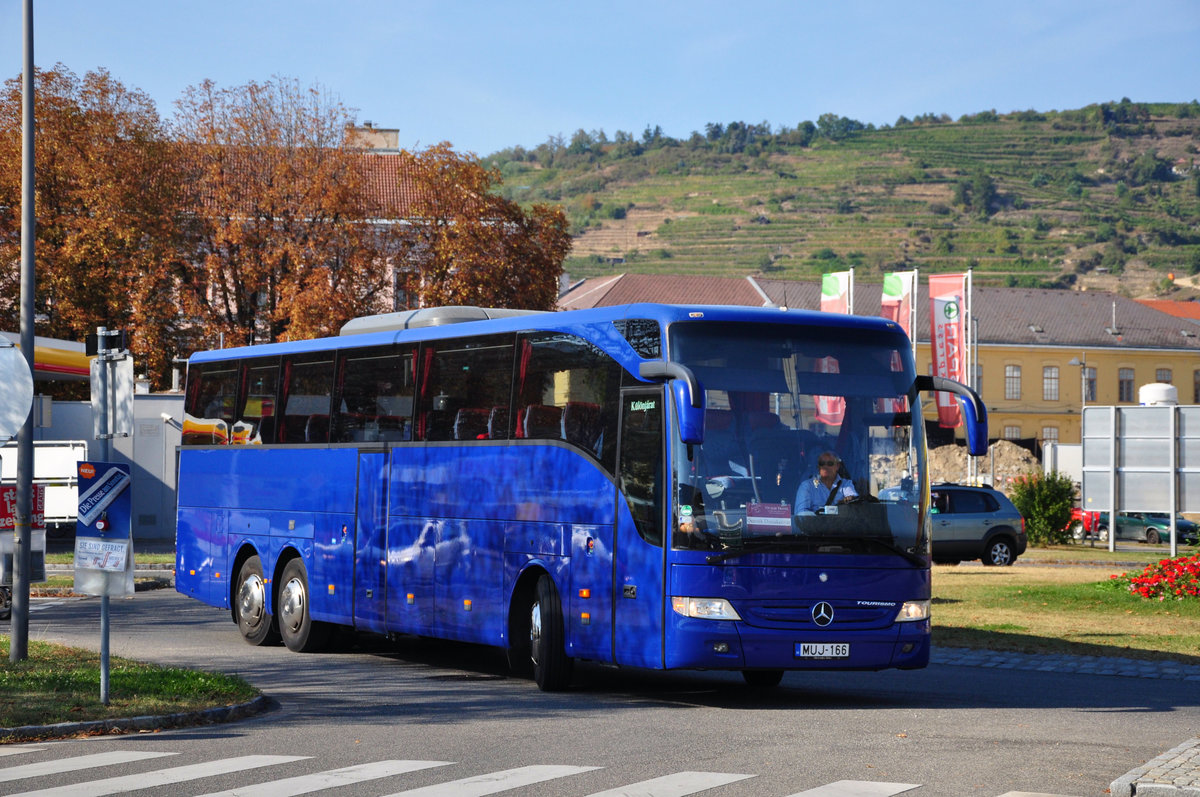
1139 383 1178 406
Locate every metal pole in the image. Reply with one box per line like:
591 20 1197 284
95 327 112 705
11 0 36 664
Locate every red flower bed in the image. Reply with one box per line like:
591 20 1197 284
1111 554 1200 601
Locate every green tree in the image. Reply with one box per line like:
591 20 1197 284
1009 471 1075 546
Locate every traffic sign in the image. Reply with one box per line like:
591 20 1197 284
0 343 33 440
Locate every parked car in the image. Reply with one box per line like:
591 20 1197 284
929 483 1027 566
1069 509 1197 545
1068 507 1107 542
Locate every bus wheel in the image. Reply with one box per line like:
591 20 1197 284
742 669 784 688
235 555 279 646
530 575 573 691
278 558 331 653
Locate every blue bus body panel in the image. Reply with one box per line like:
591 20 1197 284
385 443 615 648
665 558 931 670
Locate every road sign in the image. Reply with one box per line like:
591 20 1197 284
0 343 33 440
74 460 134 597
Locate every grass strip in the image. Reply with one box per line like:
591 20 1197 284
0 638 258 732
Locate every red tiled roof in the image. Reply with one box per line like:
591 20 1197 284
1136 298 1200 323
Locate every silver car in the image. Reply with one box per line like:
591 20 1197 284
929 483 1028 566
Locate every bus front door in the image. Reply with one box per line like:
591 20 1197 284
353 449 389 634
613 388 666 669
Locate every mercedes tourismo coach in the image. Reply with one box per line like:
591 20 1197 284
175 303 986 690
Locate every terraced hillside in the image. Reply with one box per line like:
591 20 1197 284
485 103 1200 295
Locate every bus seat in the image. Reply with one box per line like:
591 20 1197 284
513 407 527 439
523 405 563 439
305 414 330 443
454 408 490 440
561 401 602 452
488 406 510 440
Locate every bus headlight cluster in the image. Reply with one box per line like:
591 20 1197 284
894 600 930 622
671 596 742 621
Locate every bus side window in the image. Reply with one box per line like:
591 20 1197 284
417 335 514 442
277 354 335 444
333 346 414 443
515 332 622 470
182 363 239 445
233 358 279 445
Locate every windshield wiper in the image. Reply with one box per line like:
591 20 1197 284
704 534 926 568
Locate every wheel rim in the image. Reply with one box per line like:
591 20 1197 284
529 600 543 666
279 577 305 635
991 543 1011 565
237 573 266 628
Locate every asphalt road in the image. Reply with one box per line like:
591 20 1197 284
6 587 1199 797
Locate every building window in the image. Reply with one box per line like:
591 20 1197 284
1118 368 1135 402
1084 366 1096 403
1041 426 1059 445
1194 369 1200 403
973 362 983 394
1156 368 1173 384
1005 365 1021 400
1043 366 1060 401
1003 425 1021 440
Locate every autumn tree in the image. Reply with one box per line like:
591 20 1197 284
0 65 190 387
398 142 571 311
171 77 396 347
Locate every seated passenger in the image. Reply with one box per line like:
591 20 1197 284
794 451 858 513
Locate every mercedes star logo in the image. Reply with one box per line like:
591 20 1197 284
811 601 835 627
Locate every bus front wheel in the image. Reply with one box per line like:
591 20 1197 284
278 558 331 653
530 574 573 691
235 555 279 646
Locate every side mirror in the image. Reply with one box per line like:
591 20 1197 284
915 375 989 456
638 361 705 445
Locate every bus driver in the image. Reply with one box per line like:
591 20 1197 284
794 451 858 513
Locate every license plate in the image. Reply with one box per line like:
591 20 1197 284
796 642 850 659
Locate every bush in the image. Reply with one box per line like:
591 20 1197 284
1009 471 1074 545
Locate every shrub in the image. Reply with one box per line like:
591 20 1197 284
1009 471 1074 545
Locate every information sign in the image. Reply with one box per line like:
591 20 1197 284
74 460 134 597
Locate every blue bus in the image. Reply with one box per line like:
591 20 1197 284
175 303 986 690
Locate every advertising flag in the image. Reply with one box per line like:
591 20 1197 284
880 271 917 413
816 270 853 424
929 273 968 428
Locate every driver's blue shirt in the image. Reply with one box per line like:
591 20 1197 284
794 476 858 512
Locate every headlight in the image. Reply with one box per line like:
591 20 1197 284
895 600 930 622
671 596 742 621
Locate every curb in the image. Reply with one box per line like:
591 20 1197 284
1111 737 1200 796
0 695 273 743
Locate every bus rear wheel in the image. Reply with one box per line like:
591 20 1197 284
530 574 573 691
235 555 279 646
278 558 331 653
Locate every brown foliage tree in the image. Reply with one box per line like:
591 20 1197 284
171 77 395 347
0 65 190 387
399 143 571 311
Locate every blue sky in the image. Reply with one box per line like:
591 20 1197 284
3 1 1198 157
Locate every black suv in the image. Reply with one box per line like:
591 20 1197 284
929 483 1027 566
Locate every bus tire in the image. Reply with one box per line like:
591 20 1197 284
235 555 279 646
742 669 784 688
278 558 331 653
530 574 573 691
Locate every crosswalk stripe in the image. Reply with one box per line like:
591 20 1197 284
784 781 921 797
0 746 47 758
6 754 308 797
0 751 175 783
193 760 454 797
380 764 602 796
584 770 755 796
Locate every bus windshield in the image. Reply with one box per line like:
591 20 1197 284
668 321 927 558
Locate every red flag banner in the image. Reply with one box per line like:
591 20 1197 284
929 273 967 428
